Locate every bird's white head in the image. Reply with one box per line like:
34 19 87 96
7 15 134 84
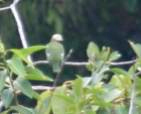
51 34 63 42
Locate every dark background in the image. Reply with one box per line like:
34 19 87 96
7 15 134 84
0 0 141 80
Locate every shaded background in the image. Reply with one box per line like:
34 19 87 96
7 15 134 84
0 0 141 80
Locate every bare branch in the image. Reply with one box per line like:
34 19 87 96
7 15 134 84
33 60 88 66
15 85 55 95
109 59 136 66
32 85 55 91
0 0 32 62
10 0 32 62
0 0 20 11
0 6 10 11
65 61 89 66
128 71 141 114
11 6 28 49
11 0 20 6
33 59 136 66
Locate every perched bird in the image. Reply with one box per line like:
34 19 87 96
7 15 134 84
46 34 65 73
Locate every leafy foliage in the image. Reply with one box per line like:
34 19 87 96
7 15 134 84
0 40 141 114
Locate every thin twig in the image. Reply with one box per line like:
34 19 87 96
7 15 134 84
109 59 136 66
33 60 88 66
53 49 73 87
32 85 55 91
10 0 28 49
0 6 10 11
11 6 28 49
128 80 136 114
33 59 136 66
8 72 19 105
16 85 55 94
128 71 141 114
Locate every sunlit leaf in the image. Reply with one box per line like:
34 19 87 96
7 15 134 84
109 51 121 61
104 88 122 102
110 75 132 90
36 91 52 114
51 87 74 114
82 77 92 87
73 77 83 99
25 67 53 81
111 68 129 76
10 45 46 63
87 42 100 61
100 46 111 61
129 41 141 58
91 65 109 85
136 77 141 93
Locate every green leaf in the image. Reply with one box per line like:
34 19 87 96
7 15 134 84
109 51 121 61
14 77 38 99
51 87 74 114
87 42 100 61
1 89 14 108
91 65 109 85
111 68 129 76
11 105 37 114
128 64 136 76
10 45 46 63
0 40 5 54
136 77 141 92
0 70 7 92
129 41 141 58
73 77 83 99
110 75 132 90
0 110 10 114
100 46 111 61
104 88 122 102
36 91 52 114
25 67 53 81
82 77 92 87
7 56 26 77
136 96 141 108
113 104 128 114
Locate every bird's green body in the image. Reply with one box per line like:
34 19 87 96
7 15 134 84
46 41 64 73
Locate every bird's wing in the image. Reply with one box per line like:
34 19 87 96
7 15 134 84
46 42 65 61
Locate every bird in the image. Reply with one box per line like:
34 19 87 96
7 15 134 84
46 34 65 73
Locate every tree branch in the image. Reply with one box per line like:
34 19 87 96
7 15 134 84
128 71 141 114
0 0 20 11
33 59 136 66
0 0 32 62
32 85 55 91
0 6 10 11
